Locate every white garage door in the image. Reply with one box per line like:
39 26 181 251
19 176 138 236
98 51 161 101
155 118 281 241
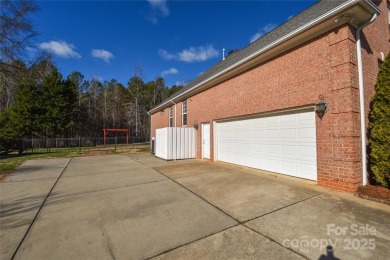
216 109 317 180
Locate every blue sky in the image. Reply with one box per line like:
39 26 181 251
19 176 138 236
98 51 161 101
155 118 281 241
33 0 317 87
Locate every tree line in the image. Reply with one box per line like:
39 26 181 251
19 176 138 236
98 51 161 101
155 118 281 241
0 0 183 151
0 59 182 150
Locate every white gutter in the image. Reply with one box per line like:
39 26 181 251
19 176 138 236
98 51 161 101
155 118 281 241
356 13 378 186
150 0 361 113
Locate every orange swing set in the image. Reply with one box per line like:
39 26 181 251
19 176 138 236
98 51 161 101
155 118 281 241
102 129 129 145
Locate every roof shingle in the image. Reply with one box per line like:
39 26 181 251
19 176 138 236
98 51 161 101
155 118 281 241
152 0 350 110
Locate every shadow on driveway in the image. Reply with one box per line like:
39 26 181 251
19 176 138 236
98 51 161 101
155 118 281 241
1 154 389 260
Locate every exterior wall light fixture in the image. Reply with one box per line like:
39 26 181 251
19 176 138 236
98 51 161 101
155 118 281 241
193 121 199 130
315 94 328 120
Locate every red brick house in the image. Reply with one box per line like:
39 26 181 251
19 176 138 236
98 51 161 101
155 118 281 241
149 0 390 193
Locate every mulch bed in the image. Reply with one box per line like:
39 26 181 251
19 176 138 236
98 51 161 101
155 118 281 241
356 185 390 205
84 150 109 156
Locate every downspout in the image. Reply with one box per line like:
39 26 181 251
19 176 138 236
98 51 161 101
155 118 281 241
170 101 177 161
356 13 377 186
148 111 153 154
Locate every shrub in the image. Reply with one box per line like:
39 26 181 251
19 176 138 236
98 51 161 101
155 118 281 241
368 53 390 188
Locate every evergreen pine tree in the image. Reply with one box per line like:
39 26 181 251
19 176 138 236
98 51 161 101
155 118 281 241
368 53 390 188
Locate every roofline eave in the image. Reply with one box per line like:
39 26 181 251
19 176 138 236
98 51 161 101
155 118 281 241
149 0 380 115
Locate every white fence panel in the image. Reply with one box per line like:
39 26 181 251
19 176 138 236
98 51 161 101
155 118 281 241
155 128 167 159
155 127 196 160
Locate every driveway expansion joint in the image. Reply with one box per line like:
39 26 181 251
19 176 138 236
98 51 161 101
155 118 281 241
243 224 310 260
2 177 61 183
142 158 333 259
161 169 229 180
152 163 328 259
128 158 156 168
154 168 241 224
61 171 124 178
240 192 327 225
61 166 153 178
4 155 389 259
145 224 240 260
10 157 73 260
50 178 170 200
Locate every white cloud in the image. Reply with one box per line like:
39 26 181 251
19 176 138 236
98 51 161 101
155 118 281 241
147 0 169 23
148 0 169 16
175 80 187 86
179 45 219 62
91 49 114 63
38 41 81 58
250 23 277 43
250 33 263 44
159 45 219 63
158 49 175 60
161 67 178 77
91 75 103 81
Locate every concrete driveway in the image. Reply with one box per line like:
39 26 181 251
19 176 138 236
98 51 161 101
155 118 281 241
0 154 389 259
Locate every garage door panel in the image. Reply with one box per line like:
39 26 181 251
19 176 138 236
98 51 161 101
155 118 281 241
242 143 315 159
218 153 247 165
299 127 315 138
266 129 279 138
253 119 266 127
280 161 297 174
281 145 297 156
252 130 267 138
299 164 317 177
240 129 252 139
299 145 316 158
263 116 279 124
239 120 253 128
243 143 266 153
220 142 242 151
217 110 317 181
264 158 281 172
219 130 235 139
266 144 280 154
298 111 313 121
281 128 297 139
218 150 315 178
279 114 298 125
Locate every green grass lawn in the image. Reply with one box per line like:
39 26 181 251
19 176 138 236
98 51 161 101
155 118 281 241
0 143 150 176
0 150 81 173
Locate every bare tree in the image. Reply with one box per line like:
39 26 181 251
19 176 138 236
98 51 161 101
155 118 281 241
0 0 40 110
128 64 145 138
108 80 125 128
123 102 136 131
102 81 109 129
0 55 55 110
1 0 38 62
111 82 119 128
0 60 25 109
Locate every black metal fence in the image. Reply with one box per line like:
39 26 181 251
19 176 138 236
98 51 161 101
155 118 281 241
20 136 149 154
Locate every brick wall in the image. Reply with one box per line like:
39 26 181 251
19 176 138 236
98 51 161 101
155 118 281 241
151 4 389 193
359 0 390 187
